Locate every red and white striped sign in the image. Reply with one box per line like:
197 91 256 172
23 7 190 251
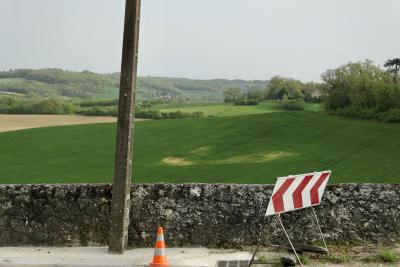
265 171 331 216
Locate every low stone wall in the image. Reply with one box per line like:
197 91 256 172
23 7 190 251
0 183 399 247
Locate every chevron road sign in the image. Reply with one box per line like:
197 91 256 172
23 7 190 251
265 171 331 216
259 171 332 267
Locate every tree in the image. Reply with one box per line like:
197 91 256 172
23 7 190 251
384 58 400 83
246 90 265 102
321 60 393 110
223 88 241 102
266 76 304 100
302 82 324 102
321 60 400 123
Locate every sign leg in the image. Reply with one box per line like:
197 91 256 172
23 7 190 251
247 243 261 267
311 207 329 255
248 216 269 267
276 214 304 267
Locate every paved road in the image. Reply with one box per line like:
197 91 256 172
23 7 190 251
0 247 251 267
0 247 398 266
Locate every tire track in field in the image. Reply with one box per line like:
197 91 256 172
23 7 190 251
374 163 400 183
319 134 383 169
372 137 400 182
274 114 390 169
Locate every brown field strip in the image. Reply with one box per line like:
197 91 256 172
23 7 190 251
0 115 131 132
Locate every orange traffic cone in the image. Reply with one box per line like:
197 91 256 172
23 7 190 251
149 227 169 267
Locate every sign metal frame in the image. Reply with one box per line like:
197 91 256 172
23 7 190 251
261 171 332 267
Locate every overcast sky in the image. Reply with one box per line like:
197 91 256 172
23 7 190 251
0 0 399 81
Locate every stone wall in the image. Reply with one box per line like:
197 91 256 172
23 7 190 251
0 184 399 247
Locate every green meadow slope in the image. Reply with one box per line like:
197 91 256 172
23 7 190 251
0 109 399 184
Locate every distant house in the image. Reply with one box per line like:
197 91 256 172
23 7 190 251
310 89 321 98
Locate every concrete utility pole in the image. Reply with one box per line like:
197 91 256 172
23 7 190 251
109 0 141 254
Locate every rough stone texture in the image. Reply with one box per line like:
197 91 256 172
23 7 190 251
0 184 399 247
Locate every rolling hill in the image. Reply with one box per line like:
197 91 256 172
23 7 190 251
0 69 268 101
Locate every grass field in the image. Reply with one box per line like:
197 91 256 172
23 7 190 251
0 78 25 84
94 86 119 99
0 105 399 184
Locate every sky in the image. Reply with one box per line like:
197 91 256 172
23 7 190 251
0 0 399 82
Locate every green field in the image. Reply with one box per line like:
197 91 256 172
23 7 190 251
156 101 321 117
0 78 25 84
1 103 399 184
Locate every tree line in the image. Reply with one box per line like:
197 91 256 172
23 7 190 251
0 96 206 120
223 76 323 110
322 59 400 122
1 58 399 123
222 58 400 120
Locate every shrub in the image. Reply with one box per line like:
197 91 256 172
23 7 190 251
135 108 205 120
298 254 310 265
78 106 118 116
160 110 206 119
79 99 118 107
327 253 352 264
31 99 65 114
62 101 76 114
0 97 77 115
374 84 400 111
280 96 305 111
382 109 400 123
246 90 265 102
191 111 205 118
161 110 190 119
140 100 161 108
377 249 399 263
331 106 378 120
328 107 400 123
234 99 258 106
135 108 162 119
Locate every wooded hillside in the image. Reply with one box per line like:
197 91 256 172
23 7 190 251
0 69 268 101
